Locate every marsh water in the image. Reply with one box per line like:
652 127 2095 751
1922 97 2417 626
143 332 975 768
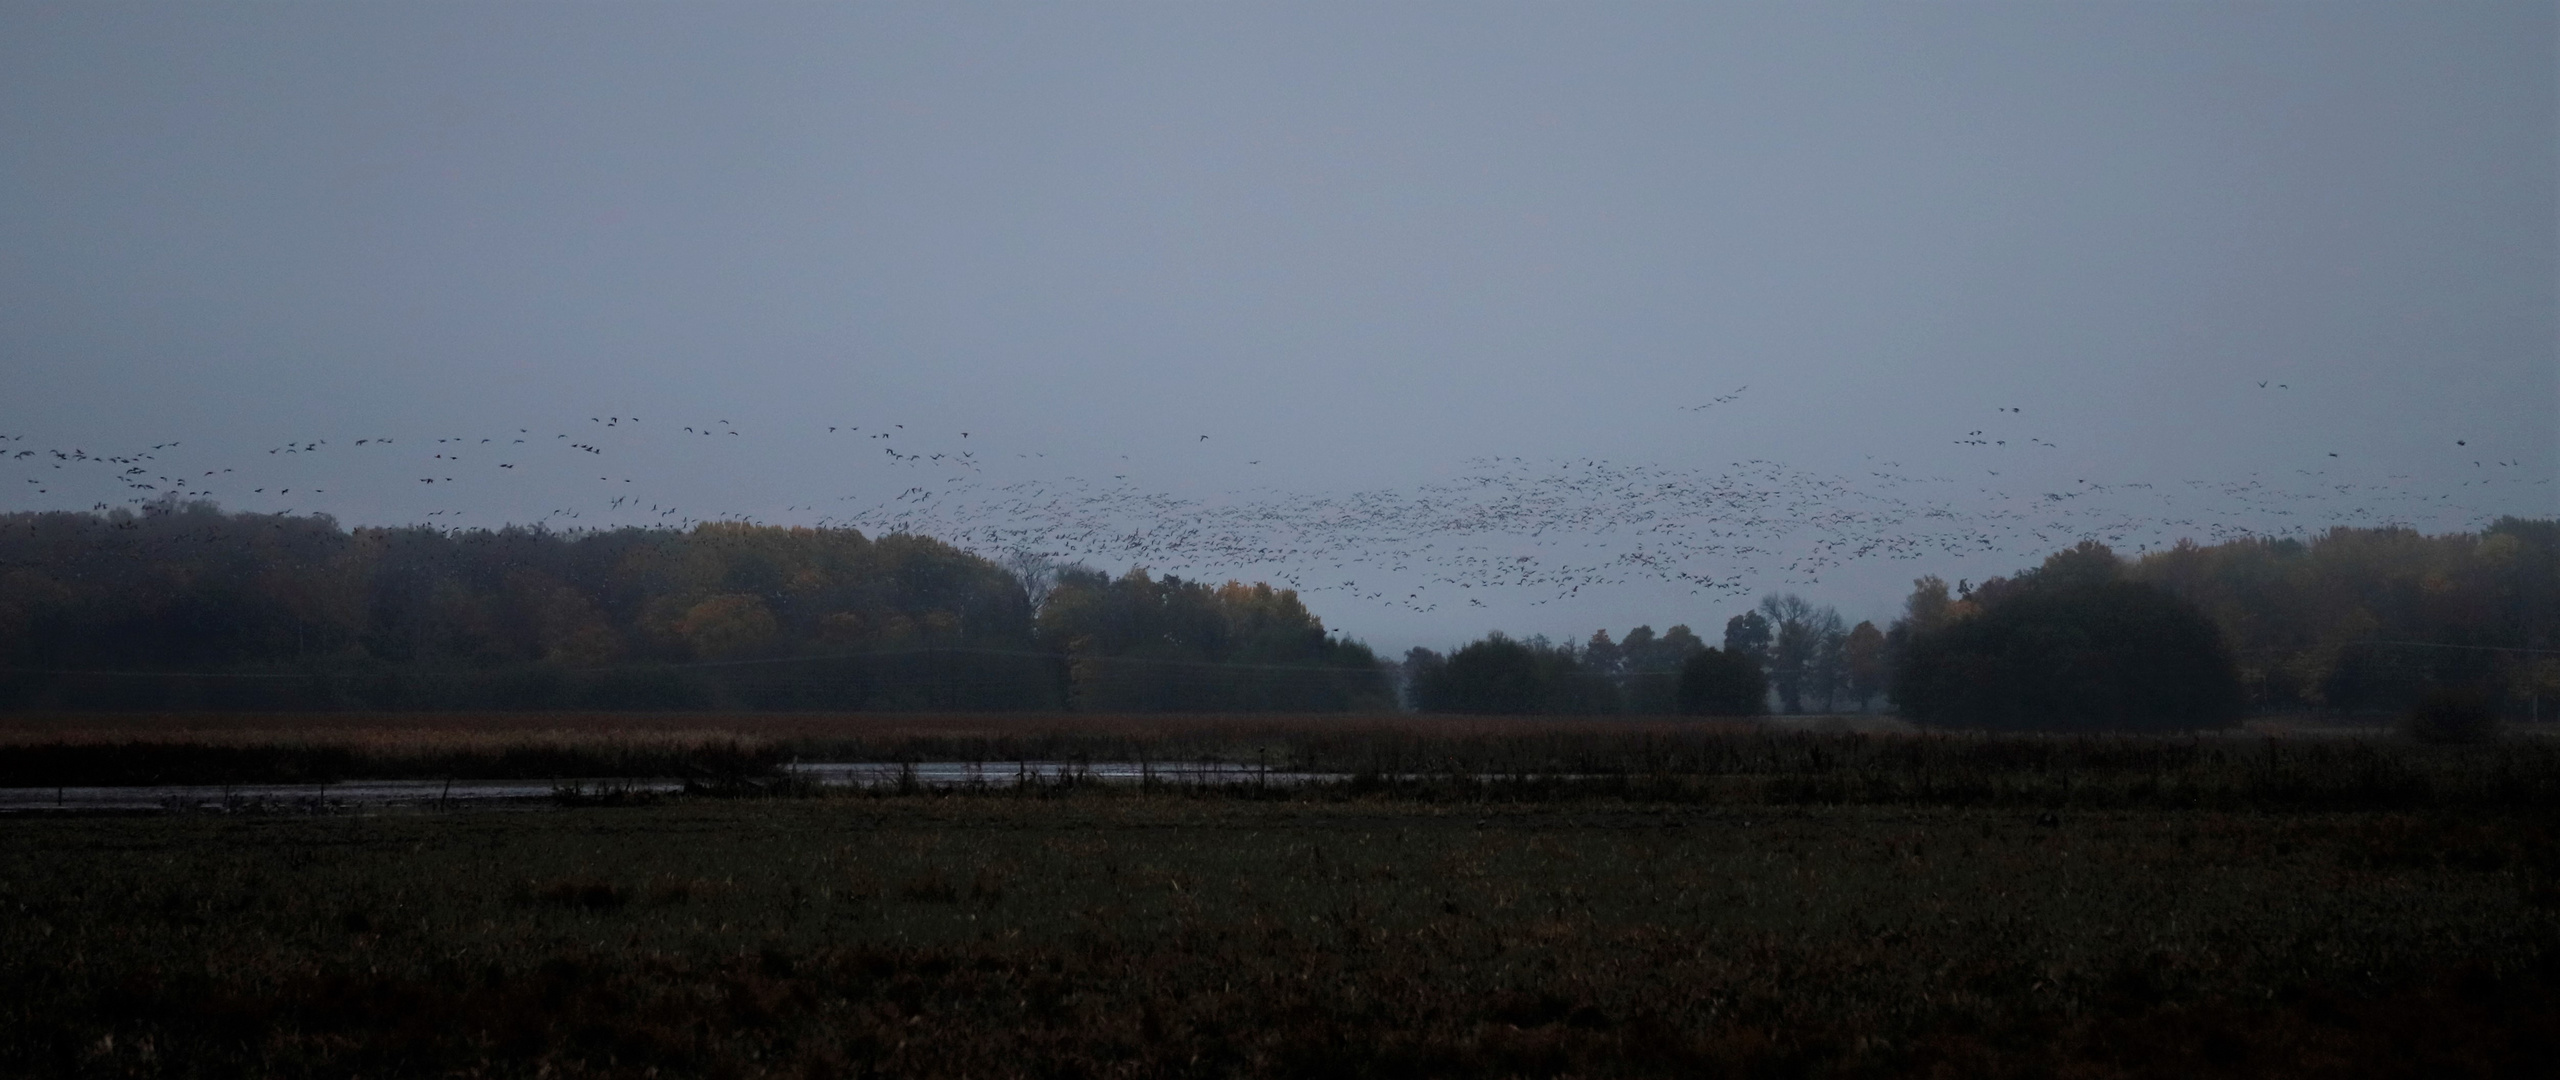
0 760 1333 812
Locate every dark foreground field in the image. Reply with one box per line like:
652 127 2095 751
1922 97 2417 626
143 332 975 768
8 784 2559 1078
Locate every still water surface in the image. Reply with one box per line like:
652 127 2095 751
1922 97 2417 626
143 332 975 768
0 760 1328 812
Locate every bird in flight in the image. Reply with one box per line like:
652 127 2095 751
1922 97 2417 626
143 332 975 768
1682 385 1749 412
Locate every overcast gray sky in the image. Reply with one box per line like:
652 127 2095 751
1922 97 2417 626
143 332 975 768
3 2 2551 652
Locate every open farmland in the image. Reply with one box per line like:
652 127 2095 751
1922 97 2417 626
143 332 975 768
5 720 2560 1077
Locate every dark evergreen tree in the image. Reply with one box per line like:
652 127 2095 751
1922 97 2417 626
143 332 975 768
1409 633 1618 714
1581 630 1623 677
1036 568 1389 712
1401 647 1448 711
1435 635 1545 714
1721 612 1771 666
1612 623 1703 712
1843 620 1887 711
1677 648 1767 717
1895 546 2243 732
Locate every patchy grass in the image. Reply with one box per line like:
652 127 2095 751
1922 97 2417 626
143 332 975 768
3 795 2556 1077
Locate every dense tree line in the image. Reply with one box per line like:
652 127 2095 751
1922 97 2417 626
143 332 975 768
2123 519 2558 715
1034 567 1391 712
1398 601 1901 718
1402 519 2555 725
1402 635 1615 715
1404 623 1734 715
9 500 2544 720
1883 520 2558 729
1401 624 1772 717
0 501 1378 711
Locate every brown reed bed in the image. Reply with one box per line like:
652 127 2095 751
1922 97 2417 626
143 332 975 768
0 711 1750 787
5 712 2560 813
0 709 1760 745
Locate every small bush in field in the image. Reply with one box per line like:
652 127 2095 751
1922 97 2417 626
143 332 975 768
2404 687 2501 745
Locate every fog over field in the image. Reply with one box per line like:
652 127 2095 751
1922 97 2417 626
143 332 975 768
2 2 2549 650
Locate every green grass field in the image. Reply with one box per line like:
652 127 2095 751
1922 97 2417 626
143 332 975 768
7 784 2557 1077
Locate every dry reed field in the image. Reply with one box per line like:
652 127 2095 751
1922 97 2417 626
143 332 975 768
0 711 1757 742
0 712 1761 788
3 711 2557 811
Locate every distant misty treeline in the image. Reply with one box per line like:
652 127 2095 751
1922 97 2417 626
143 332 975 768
2 500 2549 721
2122 518 2557 714
0 500 1384 711
1889 517 2555 724
1399 596 1883 717
1402 518 2558 724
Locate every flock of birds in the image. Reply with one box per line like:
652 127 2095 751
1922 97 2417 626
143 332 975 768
1 382 2547 618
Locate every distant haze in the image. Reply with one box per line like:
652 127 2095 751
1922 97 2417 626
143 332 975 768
3 2 2551 653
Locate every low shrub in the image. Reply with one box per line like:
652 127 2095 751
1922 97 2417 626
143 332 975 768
2404 687 2502 745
